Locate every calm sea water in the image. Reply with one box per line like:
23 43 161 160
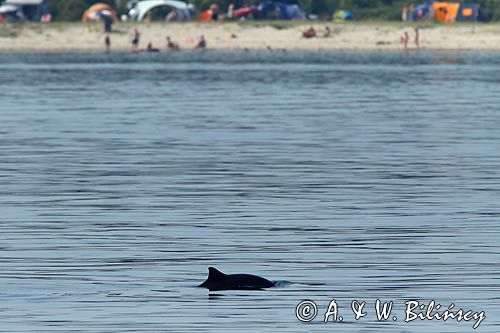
1 52 499 332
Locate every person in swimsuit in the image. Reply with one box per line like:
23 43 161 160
166 36 181 51
194 35 206 50
146 42 160 52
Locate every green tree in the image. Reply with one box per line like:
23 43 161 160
49 0 87 21
45 0 500 22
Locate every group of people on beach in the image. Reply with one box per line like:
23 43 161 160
401 27 420 50
101 23 421 53
402 2 417 22
104 28 206 53
302 26 331 39
302 24 421 50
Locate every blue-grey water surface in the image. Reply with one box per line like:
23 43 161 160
1 52 499 332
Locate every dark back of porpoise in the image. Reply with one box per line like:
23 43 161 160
199 267 275 291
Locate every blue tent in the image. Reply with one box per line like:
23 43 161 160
258 1 306 20
333 10 353 21
414 1 434 21
456 3 480 22
412 1 480 22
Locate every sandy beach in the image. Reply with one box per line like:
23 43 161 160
1 21 500 53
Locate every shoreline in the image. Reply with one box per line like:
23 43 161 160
2 47 500 54
2 22 500 53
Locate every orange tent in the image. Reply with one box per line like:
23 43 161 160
197 10 212 22
82 3 117 22
433 2 460 23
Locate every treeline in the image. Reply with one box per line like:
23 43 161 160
46 0 500 21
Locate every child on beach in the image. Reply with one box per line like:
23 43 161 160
323 26 331 38
105 35 110 53
401 31 409 50
131 28 140 50
415 27 420 49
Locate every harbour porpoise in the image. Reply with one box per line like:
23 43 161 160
199 267 275 291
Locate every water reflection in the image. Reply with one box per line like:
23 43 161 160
0 52 499 332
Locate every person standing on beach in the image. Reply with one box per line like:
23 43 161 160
408 2 415 22
102 15 113 33
105 35 111 53
210 3 220 21
414 27 420 49
131 28 140 51
187 2 196 17
227 3 234 19
401 31 409 50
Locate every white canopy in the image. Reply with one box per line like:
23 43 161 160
129 0 190 21
5 0 45 5
0 4 19 13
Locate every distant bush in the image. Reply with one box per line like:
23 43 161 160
479 0 500 21
48 0 114 21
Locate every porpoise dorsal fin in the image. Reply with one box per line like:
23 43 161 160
208 267 226 280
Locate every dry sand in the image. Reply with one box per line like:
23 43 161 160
1 21 500 53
